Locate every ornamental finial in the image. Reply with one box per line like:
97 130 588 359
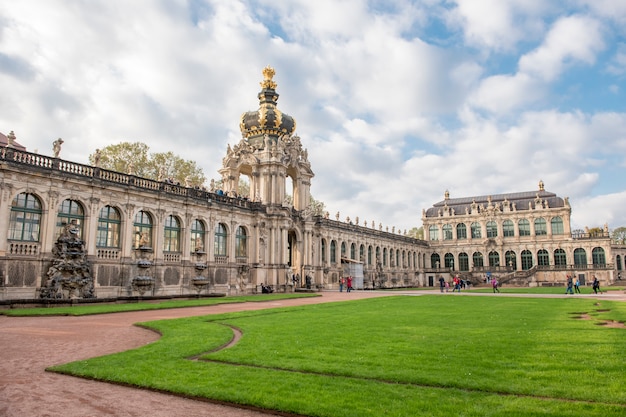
260 65 277 90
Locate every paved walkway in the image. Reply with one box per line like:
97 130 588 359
1 289 624 417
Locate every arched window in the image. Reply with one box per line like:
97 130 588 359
554 249 567 267
574 248 587 266
367 246 372 265
505 250 516 270
57 199 84 238
592 247 606 266
486 221 497 238
96 206 121 248
133 211 153 248
518 219 530 236
616 255 622 271
360 244 365 262
341 242 347 257
214 223 228 256
383 248 388 266
376 246 381 265
443 224 453 240
190 219 205 252
431 253 441 269
456 223 467 240
488 251 500 267
396 250 400 267
330 240 337 263
9 193 42 241
350 243 356 260
458 253 469 271
444 253 455 270
537 249 549 266
235 226 247 258
429 225 439 240
163 215 181 252
471 222 481 238
535 218 547 235
521 250 533 270
503 220 514 237
551 216 564 235
321 239 327 263
473 252 484 268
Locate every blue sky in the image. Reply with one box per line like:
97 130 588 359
1 0 625 232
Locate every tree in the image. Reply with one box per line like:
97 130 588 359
407 227 424 239
612 227 626 244
89 142 206 186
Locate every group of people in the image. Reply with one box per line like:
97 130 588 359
339 276 353 292
566 274 602 294
438 276 471 293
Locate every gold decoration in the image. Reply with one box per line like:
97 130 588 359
260 65 277 89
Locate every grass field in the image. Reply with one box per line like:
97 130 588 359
49 295 626 416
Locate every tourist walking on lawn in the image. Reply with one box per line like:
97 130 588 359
565 275 574 294
347 276 353 292
574 277 581 293
492 277 500 293
592 276 601 294
439 276 445 292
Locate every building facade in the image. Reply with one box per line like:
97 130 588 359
0 68 621 301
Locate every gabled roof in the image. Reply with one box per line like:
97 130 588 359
0 131 27 151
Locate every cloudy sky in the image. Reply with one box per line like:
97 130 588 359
1 1 626 232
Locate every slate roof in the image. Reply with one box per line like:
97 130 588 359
424 189 565 218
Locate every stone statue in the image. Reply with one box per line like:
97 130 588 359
93 149 101 167
127 162 134 175
335 211 340 221
355 216 359 225
194 236 204 252
6 131 16 147
184 176 191 187
210 179 216 192
52 138 64 158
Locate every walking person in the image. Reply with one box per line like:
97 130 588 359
439 276 445 293
492 276 500 293
574 276 581 294
565 275 574 295
347 276 353 293
592 276 601 294
339 276 345 292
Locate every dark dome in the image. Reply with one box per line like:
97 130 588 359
239 66 296 143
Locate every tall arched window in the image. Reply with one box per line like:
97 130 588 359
486 221 497 238
488 251 500 267
214 223 228 256
444 253 455 270
521 250 533 270
133 211 153 248
190 219 205 252
518 219 530 236
429 225 439 240
592 247 606 266
163 215 181 252
360 244 365 262
341 242 347 257
472 252 484 268
471 222 481 238
57 199 84 238
537 249 549 266
350 243 356 260
551 216 564 235
574 248 587 266
330 240 337 263
321 239 327 263
554 249 567 267
236 226 247 258
616 255 622 271
456 223 467 240
458 252 469 271
535 218 547 235
367 246 372 265
9 193 42 241
97 206 121 248
503 220 514 237
443 224 453 240
376 246 381 265
505 250 516 270
383 248 388 266
396 250 400 267
431 253 441 269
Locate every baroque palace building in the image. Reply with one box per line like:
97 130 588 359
0 67 622 301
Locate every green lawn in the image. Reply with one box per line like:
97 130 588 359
49 295 626 416
0 293 319 316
